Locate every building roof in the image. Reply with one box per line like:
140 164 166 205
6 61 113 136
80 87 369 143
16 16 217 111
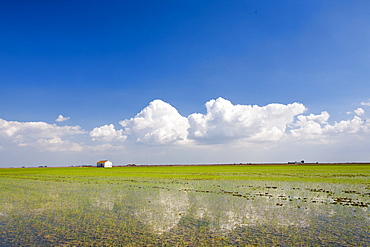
97 160 109 163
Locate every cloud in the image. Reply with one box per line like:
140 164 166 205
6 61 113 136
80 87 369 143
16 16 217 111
290 112 368 140
120 99 189 145
360 99 370 106
325 116 366 134
354 107 365 116
187 97 306 143
29 137 83 152
0 118 85 150
117 97 369 147
2 97 370 166
55 115 70 122
2 97 369 163
90 124 127 142
290 112 331 140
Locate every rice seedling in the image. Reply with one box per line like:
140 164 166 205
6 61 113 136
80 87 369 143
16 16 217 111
0 164 369 246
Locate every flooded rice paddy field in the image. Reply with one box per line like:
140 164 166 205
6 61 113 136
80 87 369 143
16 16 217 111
0 164 369 246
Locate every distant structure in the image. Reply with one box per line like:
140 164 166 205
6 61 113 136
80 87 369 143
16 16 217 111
287 160 305 164
97 160 112 168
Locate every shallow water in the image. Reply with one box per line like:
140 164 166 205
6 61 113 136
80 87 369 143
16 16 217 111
0 178 369 246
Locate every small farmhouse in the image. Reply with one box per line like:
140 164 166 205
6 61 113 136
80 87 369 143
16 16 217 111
97 160 112 168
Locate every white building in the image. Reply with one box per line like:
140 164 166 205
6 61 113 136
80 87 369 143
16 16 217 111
96 160 112 168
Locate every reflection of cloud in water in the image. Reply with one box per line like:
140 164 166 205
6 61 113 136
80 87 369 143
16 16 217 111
91 196 115 210
1 203 13 216
361 207 369 222
219 211 247 231
130 180 369 235
135 190 189 234
192 194 315 231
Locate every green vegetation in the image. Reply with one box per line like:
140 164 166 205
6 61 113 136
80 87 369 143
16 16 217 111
1 163 369 183
0 164 369 246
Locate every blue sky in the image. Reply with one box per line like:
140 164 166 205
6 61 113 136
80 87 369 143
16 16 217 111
1 1 370 167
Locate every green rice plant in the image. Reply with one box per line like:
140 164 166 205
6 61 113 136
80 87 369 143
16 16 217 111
0 164 369 246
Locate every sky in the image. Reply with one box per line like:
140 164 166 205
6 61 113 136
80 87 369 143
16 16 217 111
1 0 370 167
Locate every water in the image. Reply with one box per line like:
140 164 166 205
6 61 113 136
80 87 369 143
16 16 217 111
0 178 369 246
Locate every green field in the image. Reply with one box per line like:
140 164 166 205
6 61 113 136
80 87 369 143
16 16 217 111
1 163 369 182
0 164 369 246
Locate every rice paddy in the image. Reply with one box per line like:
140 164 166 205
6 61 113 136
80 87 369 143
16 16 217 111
0 164 369 246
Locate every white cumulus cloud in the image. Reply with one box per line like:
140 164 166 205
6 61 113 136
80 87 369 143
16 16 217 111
291 112 368 140
290 112 331 139
0 118 85 150
354 107 365 116
120 99 190 145
55 115 70 122
325 116 366 134
91 98 370 147
360 99 370 107
33 137 83 152
187 97 306 143
90 124 127 142
2 97 370 166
